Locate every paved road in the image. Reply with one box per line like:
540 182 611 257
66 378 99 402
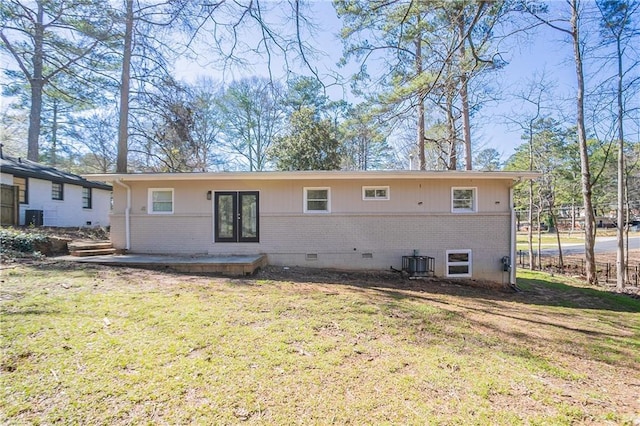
538 235 640 256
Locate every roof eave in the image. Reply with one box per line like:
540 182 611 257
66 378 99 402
83 170 541 183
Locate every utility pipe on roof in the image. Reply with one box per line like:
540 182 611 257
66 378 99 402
114 179 131 251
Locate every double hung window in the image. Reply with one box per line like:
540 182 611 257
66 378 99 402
304 187 330 213
451 187 476 213
82 187 92 209
148 188 174 214
52 182 63 200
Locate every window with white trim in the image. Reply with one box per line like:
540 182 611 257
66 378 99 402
148 188 174 214
304 187 330 213
451 187 476 213
446 250 472 277
362 186 389 200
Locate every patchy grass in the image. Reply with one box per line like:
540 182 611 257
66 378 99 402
1 262 639 424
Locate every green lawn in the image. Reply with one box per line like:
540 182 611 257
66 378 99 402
2 262 639 424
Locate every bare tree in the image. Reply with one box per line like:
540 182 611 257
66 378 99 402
115 0 194 172
596 0 640 289
335 1 509 170
216 77 285 171
0 0 116 162
67 112 118 173
505 72 556 270
525 0 599 285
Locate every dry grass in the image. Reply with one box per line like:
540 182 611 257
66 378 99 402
1 261 639 424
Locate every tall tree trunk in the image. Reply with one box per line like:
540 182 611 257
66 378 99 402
457 10 472 170
615 36 625 290
536 202 542 268
570 0 597 285
51 98 58 166
528 182 535 270
527 120 535 270
117 0 134 173
27 3 45 162
446 94 457 170
415 29 426 170
549 204 564 271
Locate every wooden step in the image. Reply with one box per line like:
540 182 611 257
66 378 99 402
71 248 117 257
68 240 115 257
68 241 113 251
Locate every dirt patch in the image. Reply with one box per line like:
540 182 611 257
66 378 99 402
17 226 110 241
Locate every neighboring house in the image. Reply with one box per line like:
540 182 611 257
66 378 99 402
87 170 538 283
0 155 112 228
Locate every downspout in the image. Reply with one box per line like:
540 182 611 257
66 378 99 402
509 182 517 285
114 179 131 251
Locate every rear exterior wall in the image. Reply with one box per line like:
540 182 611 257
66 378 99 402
109 178 513 282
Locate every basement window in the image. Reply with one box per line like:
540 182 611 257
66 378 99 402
446 250 472 277
148 188 174 214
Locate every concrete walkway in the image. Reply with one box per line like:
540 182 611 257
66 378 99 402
57 253 268 276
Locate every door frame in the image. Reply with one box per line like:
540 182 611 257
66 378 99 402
213 190 260 243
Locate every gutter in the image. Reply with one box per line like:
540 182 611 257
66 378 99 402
113 179 131 251
509 184 517 285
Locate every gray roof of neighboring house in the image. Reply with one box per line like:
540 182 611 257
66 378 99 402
0 156 112 191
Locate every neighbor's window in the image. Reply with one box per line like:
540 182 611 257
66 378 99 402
451 187 476 212
446 250 472 277
148 188 174 214
82 187 92 209
52 182 63 200
14 177 27 204
362 186 389 200
304 187 330 213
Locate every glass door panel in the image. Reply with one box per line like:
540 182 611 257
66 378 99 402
239 192 259 242
215 192 237 242
214 191 259 243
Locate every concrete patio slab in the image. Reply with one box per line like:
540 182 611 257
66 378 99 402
57 253 268 276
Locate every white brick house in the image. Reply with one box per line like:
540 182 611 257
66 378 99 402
86 170 538 283
1 156 112 228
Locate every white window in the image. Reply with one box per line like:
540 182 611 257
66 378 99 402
304 187 330 213
451 187 477 213
446 250 472 277
362 186 389 200
148 188 174 214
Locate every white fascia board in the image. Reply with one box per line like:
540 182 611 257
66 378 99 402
83 170 541 183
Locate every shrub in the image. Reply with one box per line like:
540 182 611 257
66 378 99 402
0 228 49 254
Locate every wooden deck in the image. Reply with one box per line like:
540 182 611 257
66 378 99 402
58 253 268 276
